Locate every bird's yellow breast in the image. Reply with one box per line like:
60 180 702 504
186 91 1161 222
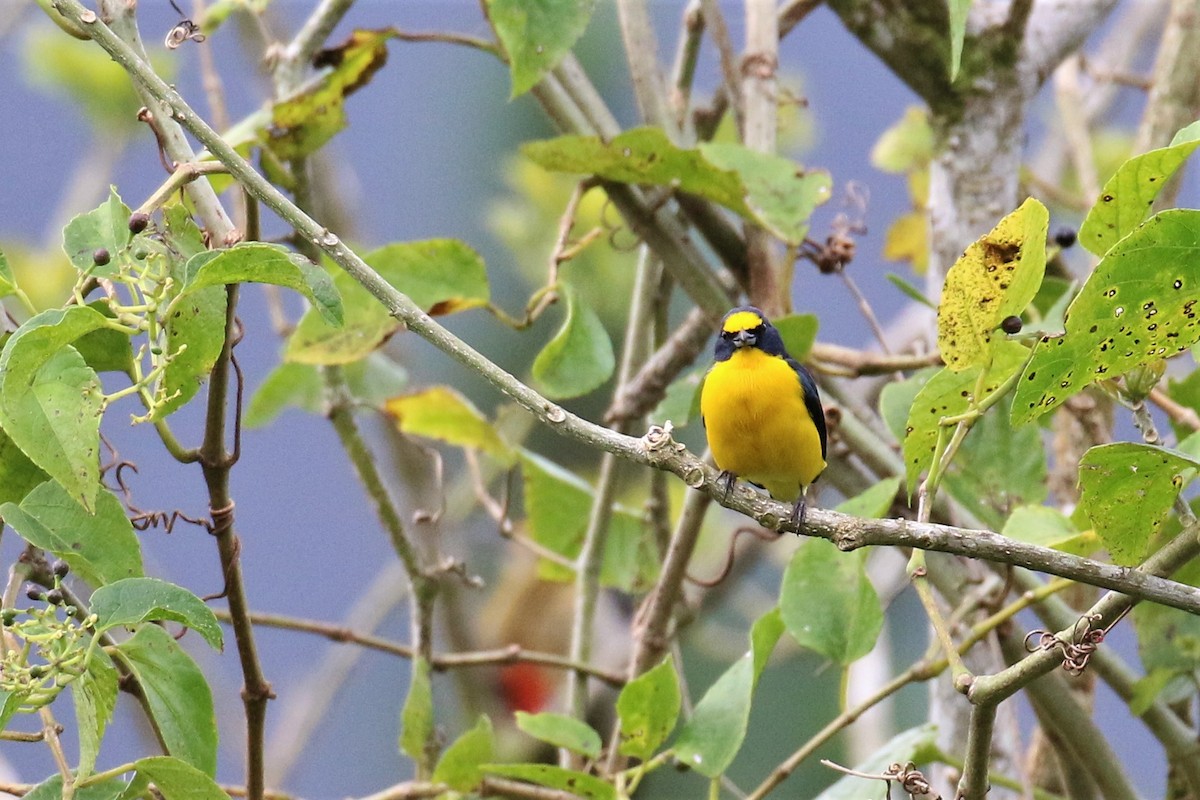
700 348 826 501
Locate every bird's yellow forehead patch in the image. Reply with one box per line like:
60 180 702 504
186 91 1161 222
722 310 764 333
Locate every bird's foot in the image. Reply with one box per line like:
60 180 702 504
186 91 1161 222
717 470 737 500
789 498 808 532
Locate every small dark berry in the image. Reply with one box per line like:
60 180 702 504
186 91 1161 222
1053 226 1077 249
1 609 16 626
26 587 43 602
46 589 64 606
92 248 111 266
128 212 150 234
52 560 69 578
28 665 45 679
1000 315 1023 334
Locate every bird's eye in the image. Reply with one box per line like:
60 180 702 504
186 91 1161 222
721 329 736 340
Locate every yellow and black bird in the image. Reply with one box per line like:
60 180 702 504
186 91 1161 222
700 306 827 526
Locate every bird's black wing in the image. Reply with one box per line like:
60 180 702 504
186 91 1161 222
789 358 827 461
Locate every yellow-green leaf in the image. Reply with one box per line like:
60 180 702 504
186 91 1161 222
384 386 514 464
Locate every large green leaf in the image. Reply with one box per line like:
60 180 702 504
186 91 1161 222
0 481 142 587
0 424 49 507
1012 210 1200 424
132 756 229 800
115 626 218 776
813 724 940 800
482 763 615 800
773 313 819 361
487 0 596 97
1079 120 1200 256
62 187 132 276
181 242 342 325
834 477 900 519
531 286 615 399
780 539 882 664
1078 443 1200 565
673 609 784 778
523 127 831 245
616 657 680 761
432 715 494 792
384 385 514 464
516 711 602 758
92 577 223 650
285 239 488 365
937 197 1047 372
72 647 118 779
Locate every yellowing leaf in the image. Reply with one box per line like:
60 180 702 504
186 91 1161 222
938 197 1048 371
883 211 928 273
870 106 934 173
385 386 513 464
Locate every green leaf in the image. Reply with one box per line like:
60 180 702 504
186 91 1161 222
532 286 615 399
0 481 142 587
62 188 132 277
182 242 342 325
938 197 1048 371
0 425 49 507
21 775 129 800
133 755 229 800
285 239 488 365
1128 667 1185 716
72 647 118 779
947 0 970 80
523 127 831 245
616 657 680 761
92 577 223 650
521 451 657 591
1079 120 1200 256
904 340 1028 494
1012 210 1200 424
516 711 602 758
400 657 434 763
835 477 900 519
942 404 1047 530
245 361 324 427
774 313 819 361
871 107 934 173
487 0 596 97
885 272 936 309
482 763 616 800
1000 505 1098 557
0 249 16 298
813 724 940 800
674 608 784 778
269 29 391 159
73 304 136 374
0 687 23 732
780 539 882 664
433 715 494 792
151 285 227 421
651 367 705 428
384 385 514 464
1133 556 1200 676
878 367 939 442
1078 442 1200 565
0 306 111 508
115 626 218 776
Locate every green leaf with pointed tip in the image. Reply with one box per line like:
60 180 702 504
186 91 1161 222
285 239 488 364
1078 442 1200 565
385 385 514 465
0 306 111 508
92 577 223 650
617 657 680 761
885 272 936 309
132 756 228 800
904 340 1027 494
521 451 656 591
482 763 616 800
532 286 614 399
115 626 218 776
523 127 831 245
62 188 132 277
182 242 342 325
813 724 940 800
835 477 900 519
938 197 1047 371
21 775 129 800
73 647 118 779
400 657 434 763
774 313 819 361
1001 505 1099 557
674 609 784 777
1079 120 1200 256
780 539 882 664
487 0 596 97
0 481 142 587
433 715 494 792
947 0 970 80
1012 210 1200 425
0 687 24 733
516 711 602 758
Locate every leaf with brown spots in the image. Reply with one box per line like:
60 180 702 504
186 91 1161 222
937 198 1048 372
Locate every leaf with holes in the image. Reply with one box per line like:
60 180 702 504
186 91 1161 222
1012 210 1200 425
938 197 1047 371
1079 120 1200 256
486 0 596 97
904 341 1028 494
1078 443 1200 565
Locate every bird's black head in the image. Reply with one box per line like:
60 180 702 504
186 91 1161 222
713 306 790 361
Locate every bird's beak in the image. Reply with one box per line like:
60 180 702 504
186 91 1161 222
732 330 755 348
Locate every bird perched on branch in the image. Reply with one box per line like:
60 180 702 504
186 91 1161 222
700 306 828 526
